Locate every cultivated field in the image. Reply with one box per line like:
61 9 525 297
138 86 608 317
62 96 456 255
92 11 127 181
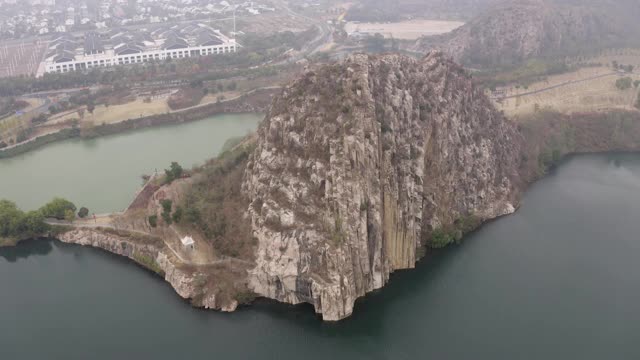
345 19 464 39
495 66 640 117
0 40 48 77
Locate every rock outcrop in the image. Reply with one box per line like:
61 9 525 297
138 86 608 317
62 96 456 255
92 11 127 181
242 52 525 320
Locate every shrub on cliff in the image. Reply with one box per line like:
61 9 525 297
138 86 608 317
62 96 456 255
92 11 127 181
39 198 77 220
172 206 183 223
182 143 255 259
164 162 183 183
429 228 456 249
148 215 158 228
160 199 173 225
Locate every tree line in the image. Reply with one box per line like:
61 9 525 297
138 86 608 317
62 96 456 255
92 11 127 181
0 197 89 245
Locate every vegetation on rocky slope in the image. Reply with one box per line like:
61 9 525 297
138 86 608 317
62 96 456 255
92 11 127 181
180 140 257 259
520 109 640 177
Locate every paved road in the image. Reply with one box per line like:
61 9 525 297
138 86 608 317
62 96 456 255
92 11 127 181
272 0 333 62
499 72 620 100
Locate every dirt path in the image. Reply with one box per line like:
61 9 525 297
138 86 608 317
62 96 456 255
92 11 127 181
45 218 253 267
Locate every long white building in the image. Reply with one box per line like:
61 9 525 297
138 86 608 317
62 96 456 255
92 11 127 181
41 23 237 75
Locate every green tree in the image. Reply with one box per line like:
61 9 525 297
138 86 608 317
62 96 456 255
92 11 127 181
160 199 173 225
20 211 48 234
0 200 23 238
64 209 75 222
164 162 183 183
39 198 77 220
148 215 158 228
77 207 89 218
172 206 183 223
0 200 48 242
161 199 172 213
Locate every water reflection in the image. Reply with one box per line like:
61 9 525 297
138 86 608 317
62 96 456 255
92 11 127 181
0 238 53 262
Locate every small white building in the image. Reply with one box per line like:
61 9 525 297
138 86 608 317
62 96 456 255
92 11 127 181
181 236 195 250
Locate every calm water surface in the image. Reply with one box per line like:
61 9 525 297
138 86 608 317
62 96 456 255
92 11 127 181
0 113 261 213
2 147 640 358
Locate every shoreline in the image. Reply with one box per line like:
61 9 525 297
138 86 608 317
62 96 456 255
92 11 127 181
4 106 640 320
0 87 277 159
3 150 640 320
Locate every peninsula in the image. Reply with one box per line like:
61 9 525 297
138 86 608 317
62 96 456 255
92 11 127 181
4 52 637 320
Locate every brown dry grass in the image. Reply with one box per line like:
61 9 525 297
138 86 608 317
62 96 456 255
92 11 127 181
181 141 257 260
49 98 170 125
494 49 640 116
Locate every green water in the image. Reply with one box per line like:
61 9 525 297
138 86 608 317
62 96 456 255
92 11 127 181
0 113 262 213
1 130 640 358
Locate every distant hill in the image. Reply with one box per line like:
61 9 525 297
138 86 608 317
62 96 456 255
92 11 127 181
411 0 640 68
346 0 499 22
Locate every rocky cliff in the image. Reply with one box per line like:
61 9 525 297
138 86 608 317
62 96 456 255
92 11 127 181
241 52 525 320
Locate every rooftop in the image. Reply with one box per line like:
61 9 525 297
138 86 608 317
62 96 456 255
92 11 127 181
181 236 195 246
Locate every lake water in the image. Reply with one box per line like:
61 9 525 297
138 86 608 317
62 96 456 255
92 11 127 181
0 113 262 213
2 135 640 357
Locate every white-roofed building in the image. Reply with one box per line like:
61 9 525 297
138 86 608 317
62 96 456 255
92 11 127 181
181 236 195 250
41 24 237 75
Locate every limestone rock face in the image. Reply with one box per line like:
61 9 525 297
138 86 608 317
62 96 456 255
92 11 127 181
241 52 525 320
